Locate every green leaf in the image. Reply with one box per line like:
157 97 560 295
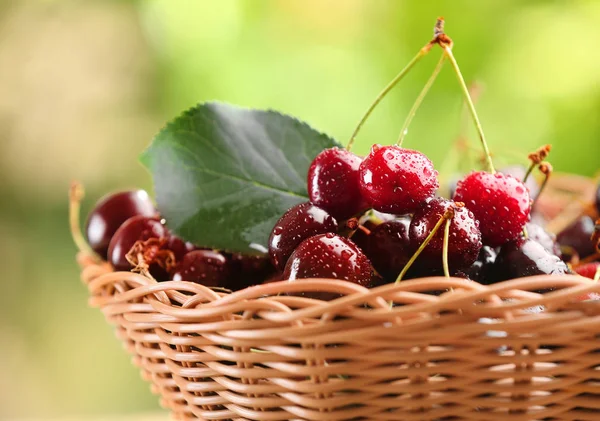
140 102 341 255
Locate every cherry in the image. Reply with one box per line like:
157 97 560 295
492 238 571 283
358 145 439 214
365 217 412 280
166 235 197 263
409 198 482 270
595 183 600 214
268 202 338 271
499 165 540 199
557 216 596 259
283 233 374 300
460 245 497 284
172 250 228 287
107 215 167 271
526 222 561 257
453 171 530 247
85 190 156 259
574 262 600 279
225 253 275 291
307 147 367 220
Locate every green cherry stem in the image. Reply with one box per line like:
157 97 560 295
346 45 432 151
69 181 101 261
442 218 451 277
396 208 454 283
396 53 447 147
442 45 495 174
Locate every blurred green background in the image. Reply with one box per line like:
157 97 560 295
1 0 599 419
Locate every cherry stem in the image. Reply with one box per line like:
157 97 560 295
396 53 446 146
522 162 535 184
346 45 432 151
69 181 101 261
395 208 454 283
531 162 553 212
442 218 451 278
442 45 495 174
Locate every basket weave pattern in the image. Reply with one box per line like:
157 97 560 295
78 252 600 421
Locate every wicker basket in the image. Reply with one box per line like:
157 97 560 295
77 250 600 421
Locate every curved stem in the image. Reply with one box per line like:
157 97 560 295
442 218 451 277
395 209 453 283
396 53 446 146
442 45 495 174
347 45 431 151
69 181 100 260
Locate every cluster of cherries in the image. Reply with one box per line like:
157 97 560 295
83 190 274 291
267 144 600 298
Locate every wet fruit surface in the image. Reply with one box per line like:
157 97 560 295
359 145 439 214
453 171 530 247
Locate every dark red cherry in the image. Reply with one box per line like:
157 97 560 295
107 215 167 271
499 165 540 199
453 171 530 247
283 233 374 300
85 190 156 259
308 147 367 220
574 262 600 279
409 198 482 270
268 202 338 271
358 145 439 214
557 216 596 259
492 238 571 283
172 250 228 286
225 253 275 291
526 222 561 257
366 217 411 279
460 245 497 284
166 235 197 263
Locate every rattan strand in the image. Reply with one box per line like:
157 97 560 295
77 252 600 421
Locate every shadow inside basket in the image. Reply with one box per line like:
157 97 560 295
79 252 600 421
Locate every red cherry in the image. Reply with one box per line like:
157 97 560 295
574 262 600 279
308 147 367 220
453 171 530 247
172 250 228 287
358 145 439 214
107 216 167 271
268 202 338 271
85 190 156 259
365 217 411 280
409 198 482 270
283 233 374 300
556 216 596 259
166 235 196 263
225 253 275 291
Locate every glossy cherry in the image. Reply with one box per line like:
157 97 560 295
365 217 412 280
172 250 228 287
358 145 439 214
107 215 167 271
499 165 540 199
453 171 530 247
85 190 156 259
283 233 373 300
492 238 571 283
409 198 482 270
556 216 596 259
308 147 366 220
226 253 275 291
268 202 338 271
526 222 561 257
460 245 497 283
166 235 197 263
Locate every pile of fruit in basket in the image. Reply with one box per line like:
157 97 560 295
71 19 600 296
